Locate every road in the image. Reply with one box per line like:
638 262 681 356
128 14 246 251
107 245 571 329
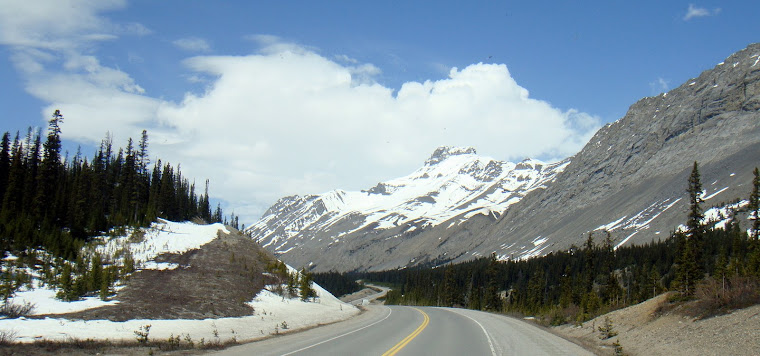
213 305 592 356
345 284 390 306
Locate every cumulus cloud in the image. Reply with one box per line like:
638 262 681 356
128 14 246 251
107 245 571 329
173 37 211 52
0 4 601 223
0 0 156 142
683 4 721 21
148 46 600 220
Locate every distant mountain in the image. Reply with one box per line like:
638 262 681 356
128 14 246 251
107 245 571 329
248 43 760 272
246 146 567 271
407 42 760 267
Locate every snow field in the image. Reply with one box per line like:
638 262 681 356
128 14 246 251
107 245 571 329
2 286 357 343
0 220 358 343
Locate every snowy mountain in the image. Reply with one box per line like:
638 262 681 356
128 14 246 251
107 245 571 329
246 146 568 271
249 43 760 273
413 43 760 266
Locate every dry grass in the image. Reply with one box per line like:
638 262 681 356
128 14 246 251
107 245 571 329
0 337 240 356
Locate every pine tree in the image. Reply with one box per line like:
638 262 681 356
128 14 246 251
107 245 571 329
299 269 316 302
747 168 760 276
749 167 760 240
287 271 298 298
1 135 24 226
484 253 502 311
0 132 11 200
676 162 705 297
35 111 64 222
57 262 74 301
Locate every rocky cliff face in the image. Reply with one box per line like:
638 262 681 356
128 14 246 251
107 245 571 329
245 147 567 271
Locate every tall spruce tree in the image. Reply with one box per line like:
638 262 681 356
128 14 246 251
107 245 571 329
749 167 760 240
677 161 705 296
0 133 10 200
747 167 760 276
35 110 64 223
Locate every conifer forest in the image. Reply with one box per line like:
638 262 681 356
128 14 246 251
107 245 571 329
0 111 222 261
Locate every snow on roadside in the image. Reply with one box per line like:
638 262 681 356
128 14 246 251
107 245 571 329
1 280 357 343
0 220 359 343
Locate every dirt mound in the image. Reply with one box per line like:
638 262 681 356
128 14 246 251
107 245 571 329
554 292 760 355
48 229 278 321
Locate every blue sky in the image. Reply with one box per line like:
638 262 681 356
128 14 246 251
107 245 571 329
0 1 757 222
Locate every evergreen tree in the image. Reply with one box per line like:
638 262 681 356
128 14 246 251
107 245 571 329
749 167 760 240
484 254 502 311
747 167 760 276
0 132 10 200
287 271 298 298
299 269 316 302
676 162 705 296
35 111 64 222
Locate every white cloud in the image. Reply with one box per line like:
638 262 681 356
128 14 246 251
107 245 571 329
0 5 601 223
649 77 669 94
148 46 600 221
173 37 211 52
683 4 721 21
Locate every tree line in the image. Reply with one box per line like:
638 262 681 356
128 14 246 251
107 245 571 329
345 163 760 323
0 110 223 260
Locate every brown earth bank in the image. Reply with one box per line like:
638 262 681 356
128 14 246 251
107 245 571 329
37 228 278 321
553 292 760 355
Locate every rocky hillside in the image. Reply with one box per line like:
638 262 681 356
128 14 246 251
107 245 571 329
464 42 760 260
248 43 760 272
246 147 567 271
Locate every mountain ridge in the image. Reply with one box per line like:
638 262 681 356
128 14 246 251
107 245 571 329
246 147 568 270
248 43 760 272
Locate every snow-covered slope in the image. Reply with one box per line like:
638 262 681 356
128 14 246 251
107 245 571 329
0 220 358 343
246 146 568 271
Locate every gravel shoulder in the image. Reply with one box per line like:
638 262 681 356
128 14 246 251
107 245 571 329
553 293 760 356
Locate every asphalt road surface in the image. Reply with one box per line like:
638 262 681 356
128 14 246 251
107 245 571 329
213 305 592 356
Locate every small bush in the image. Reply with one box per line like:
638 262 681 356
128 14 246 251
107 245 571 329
0 300 35 318
134 324 151 344
613 339 625 356
162 334 181 351
597 316 618 339
693 276 760 317
0 330 17 345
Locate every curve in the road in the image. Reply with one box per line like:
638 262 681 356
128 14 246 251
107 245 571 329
381 308 429 356
440 308 497 356
280 306 394 356
213 305 592 356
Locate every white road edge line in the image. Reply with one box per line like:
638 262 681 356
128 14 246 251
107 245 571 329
281 306 393 356
439 308 497 356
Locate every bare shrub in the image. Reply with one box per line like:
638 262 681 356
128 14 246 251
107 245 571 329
0 300 36 318
693 276 760 317
0 330 17 345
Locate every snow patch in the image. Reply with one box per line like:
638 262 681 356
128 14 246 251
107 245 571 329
0 264 358 343
703 187 729 201
5 287 119 316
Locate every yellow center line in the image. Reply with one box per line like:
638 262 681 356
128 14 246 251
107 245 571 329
381 307 430 356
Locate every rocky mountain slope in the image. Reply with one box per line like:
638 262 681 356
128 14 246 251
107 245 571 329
249 43 760 272
246 147 567 271
463 42 760 260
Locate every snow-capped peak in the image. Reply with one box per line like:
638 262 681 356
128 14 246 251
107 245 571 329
247 146 569 262
424 146 477 166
